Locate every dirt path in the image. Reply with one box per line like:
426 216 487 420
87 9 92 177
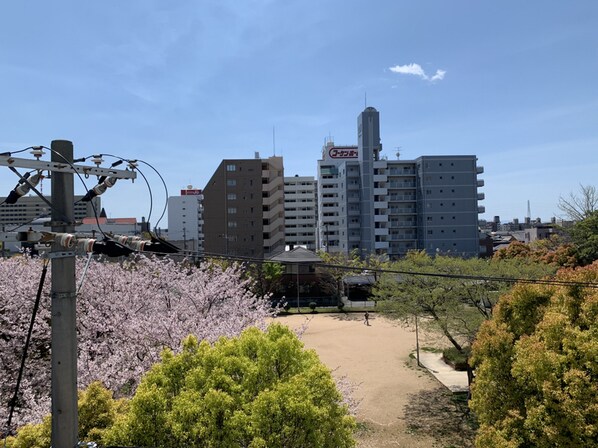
277 313 474 448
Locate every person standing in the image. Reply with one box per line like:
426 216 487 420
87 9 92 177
364 311 370 326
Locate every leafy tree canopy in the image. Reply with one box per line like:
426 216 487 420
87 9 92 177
470 262 598 448
102 323 356 448
373 252 556 355
569 210 598 266
6 325 355 448
494 237 578 268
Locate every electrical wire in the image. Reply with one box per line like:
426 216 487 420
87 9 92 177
100 154 168 230
2 259 49 445
123 247 598 290
4 213 51 233
0 146 36 157
137 159 168 229
134 166 153 225
77 252 94 294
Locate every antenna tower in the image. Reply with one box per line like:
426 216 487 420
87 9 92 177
527 200 531 219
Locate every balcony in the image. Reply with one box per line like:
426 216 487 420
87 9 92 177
375 241 389 250
477 192 485 200
389 195 416 202
477 179 485 187
389 233 417 241
320 167 338 176
388 181 416 189
477 166 484 174
478 206 486 214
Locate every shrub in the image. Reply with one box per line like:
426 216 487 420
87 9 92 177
309 301 317 312
441 346 470 371
103 324 356 447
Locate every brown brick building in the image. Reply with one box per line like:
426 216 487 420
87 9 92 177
203 155 285 258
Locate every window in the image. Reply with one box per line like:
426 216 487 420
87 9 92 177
228 221 237 228
226 164 236 172
227 207 237 214
427 230 433 234
227 179 236 187
227 193 236 200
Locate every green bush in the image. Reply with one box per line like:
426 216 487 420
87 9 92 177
5 382 124 447
442 346 470 371
103 324 355 447
309 301 317 311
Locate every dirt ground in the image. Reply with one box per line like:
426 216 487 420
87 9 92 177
277 313 475 448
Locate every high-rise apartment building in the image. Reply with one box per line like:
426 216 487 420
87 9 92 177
167 186 204 252
317 107 484 258
203 155 285 258
284 175 317 250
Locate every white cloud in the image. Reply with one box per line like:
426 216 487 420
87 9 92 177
430 69 446 81
389 63 446 82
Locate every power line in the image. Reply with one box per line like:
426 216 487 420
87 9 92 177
118 248 598 290
3 259 49 444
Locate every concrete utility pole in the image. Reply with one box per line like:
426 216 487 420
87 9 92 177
50 140 78 448
0 140 136 447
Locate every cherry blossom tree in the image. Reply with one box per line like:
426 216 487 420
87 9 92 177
1 255 273 433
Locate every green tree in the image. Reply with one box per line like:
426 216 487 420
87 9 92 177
317 249 371 300
494 236 578 268
5 382 125 447
569 210 598 266
470 262 598 447
373 252 555 381
103 324 355 447
247 261 285 299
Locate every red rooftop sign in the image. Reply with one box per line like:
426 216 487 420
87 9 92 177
181 189 202 195
329 147 358 159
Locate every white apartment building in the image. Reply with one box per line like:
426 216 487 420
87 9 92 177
167 186 204 252
284 175 317 250
317 107 484 258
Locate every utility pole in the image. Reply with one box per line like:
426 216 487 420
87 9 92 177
0 140 137 447
50 140 78 448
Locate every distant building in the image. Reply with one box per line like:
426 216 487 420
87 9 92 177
167 187 204 253
203 155 285 258
317 107 484 258
0 195 100 230
284 175 317 251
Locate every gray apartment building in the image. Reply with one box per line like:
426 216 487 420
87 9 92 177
317 107 484 258
284 175 317 250
203 155 285 258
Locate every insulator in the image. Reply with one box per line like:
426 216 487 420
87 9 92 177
59 233 76 248
77 238 96 253
30 147 45 158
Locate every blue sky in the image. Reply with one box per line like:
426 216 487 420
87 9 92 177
1 1 597 228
